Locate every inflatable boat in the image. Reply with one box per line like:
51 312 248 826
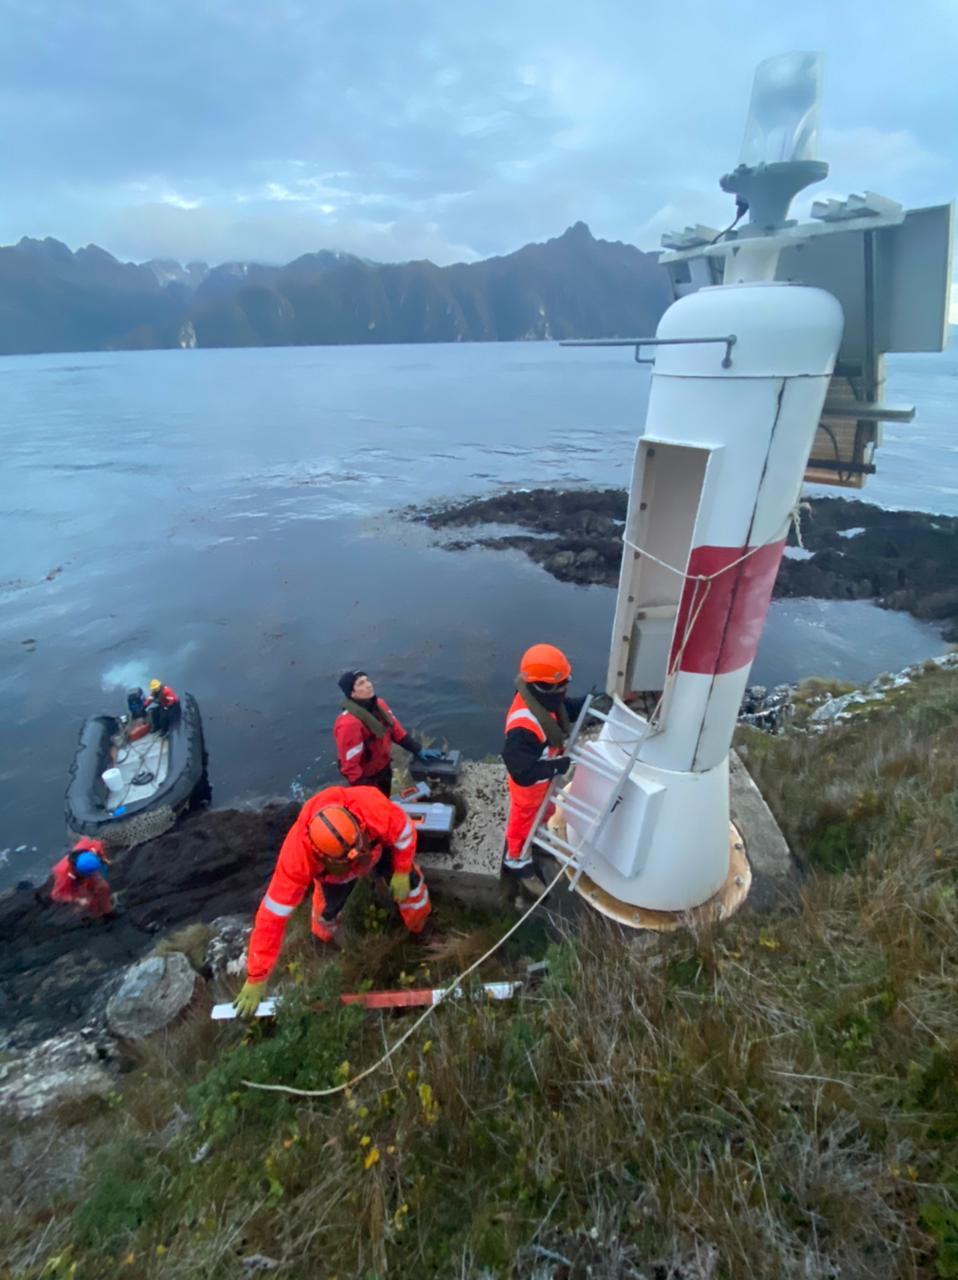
65 691 208 845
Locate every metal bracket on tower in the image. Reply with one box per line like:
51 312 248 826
561 334 738 368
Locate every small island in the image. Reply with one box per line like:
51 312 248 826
412 489 958 641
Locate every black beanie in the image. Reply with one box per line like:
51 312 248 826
338 670 366 698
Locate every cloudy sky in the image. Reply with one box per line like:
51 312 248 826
1 0 956 287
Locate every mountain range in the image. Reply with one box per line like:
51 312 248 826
0 222 671 356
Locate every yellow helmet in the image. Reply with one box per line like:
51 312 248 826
149 679 162 693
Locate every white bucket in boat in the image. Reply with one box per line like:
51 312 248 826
102 767 124 794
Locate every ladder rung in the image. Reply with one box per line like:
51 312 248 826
531 837 580 869
585 707 612 723
557 790 602 816
533 828 581 858
567 750 622 782
533 841 583 871
557 796 603 824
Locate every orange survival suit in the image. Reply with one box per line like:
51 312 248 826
246 785 430 983
50 839 113 919
501 645 582 873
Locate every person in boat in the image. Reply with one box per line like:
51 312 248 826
334 670 441 797
501 643 584 897
233 785 431 1017
126 686 148 722
145 678 180 736
49 838 114 921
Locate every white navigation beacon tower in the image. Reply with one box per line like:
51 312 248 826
553 52 953 924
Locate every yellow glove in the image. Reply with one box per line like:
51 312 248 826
234 980 267 1019
389 872 411 902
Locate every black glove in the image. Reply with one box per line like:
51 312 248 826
553 756 572 777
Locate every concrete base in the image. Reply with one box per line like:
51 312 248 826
417 751 795 917
729 749 800 910
417 760 509 908
558 819 750 930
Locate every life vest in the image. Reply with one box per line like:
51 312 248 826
335 696 405 782
503 688 567 797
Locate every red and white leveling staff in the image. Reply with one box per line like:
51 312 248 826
212 981 520 1020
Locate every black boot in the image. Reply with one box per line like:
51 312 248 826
499 842 547 903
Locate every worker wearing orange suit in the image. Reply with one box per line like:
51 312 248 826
334 670 440 796
50 838 114 920
501 644 583 893
234 785 431 1015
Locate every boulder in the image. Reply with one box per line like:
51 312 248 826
0 1032 115 1119
106 952 202 1040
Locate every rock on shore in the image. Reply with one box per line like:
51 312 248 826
0 803 296 1048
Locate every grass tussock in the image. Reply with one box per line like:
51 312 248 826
151 923 215 973
3 665 958 1279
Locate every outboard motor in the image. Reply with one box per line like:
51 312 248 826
127 686 147 719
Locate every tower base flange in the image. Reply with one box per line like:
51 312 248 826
551 818 751 931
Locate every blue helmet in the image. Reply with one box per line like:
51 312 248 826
74 851 105 878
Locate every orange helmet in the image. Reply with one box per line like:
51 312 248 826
519 643 572 685
307 805 362 858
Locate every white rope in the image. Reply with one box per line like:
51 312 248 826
619 508 799 725
791 500 810 550
242 860 569 1101
112 733 165 807
620 511 792 585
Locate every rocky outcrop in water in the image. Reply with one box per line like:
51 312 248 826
415 490 958 638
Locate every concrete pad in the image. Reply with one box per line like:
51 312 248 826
729 750 799 910
418 760 507 908
420 752 797 916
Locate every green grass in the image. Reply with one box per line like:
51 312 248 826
3 665 958 1278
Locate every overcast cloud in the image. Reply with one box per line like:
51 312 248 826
1 0 956 296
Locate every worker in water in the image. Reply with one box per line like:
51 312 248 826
234 785 431 1016
145 678 180 736
501 643 584 896
50 838 114 921
334 670 442 797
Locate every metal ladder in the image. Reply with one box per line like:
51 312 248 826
518 694 652 891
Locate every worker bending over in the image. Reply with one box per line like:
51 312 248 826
145 678 180 736
501 643 583 895
50 838 114 921
234 785 431 1017
334 670 441 796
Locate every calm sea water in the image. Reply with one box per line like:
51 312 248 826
1 338 954 886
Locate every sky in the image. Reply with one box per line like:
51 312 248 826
1 0 957 311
